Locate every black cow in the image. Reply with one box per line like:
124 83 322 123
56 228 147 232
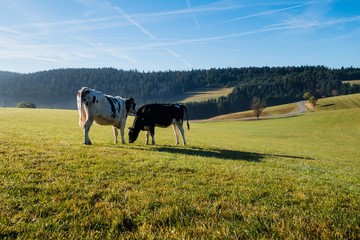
128 104 190 145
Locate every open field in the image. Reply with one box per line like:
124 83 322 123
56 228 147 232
316 93 360 111
209 102 299 121
209 93 360 121
0 97 359 238
342 80 360 85
170 87 234 103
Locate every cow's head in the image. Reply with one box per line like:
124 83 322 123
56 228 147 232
126 97 136 115
128 127 140 143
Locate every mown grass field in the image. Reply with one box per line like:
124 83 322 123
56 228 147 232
0 94 359 239
170 87 234 103
342 80 360 85
209 102 299 121
317 93 360 111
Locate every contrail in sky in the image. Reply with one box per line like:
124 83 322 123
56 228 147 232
221 2 315 23
129 15 360 51
111 4 192 67
186 0 200 29
132 4 243 18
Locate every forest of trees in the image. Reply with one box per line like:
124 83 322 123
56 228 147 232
1 66 360 119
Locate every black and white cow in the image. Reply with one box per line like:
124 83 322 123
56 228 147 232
128 104 190 145
77 87 136 145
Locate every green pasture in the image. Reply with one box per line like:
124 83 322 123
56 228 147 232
0 96 359 239
342 80 360 85
209 102 298 120
169 87 234 103
210 93 360 121
317 93 360 111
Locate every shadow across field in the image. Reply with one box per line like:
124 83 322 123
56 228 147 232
320 103 335 107
318 103 336 110
145 146 314 162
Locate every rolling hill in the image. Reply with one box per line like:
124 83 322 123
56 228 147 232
342 80 360 85
206 93 360 121
169 86 234 103
316 93 360 111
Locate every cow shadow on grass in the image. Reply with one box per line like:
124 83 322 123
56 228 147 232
146 146 314 162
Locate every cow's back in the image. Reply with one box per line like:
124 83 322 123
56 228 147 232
139 104 184 127
78 88 127 126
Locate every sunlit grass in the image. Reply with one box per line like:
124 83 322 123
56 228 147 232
0 105 359 239
170 87 234 103
209 102 298 120
209 93 360 121
342 80 360 85
316 93 360 111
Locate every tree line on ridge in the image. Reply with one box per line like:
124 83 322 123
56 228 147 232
0 66 360 119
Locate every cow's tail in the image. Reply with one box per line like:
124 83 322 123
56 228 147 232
77 87 88 128
182 105 190 130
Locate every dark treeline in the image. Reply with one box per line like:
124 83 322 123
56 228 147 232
1 66 360 119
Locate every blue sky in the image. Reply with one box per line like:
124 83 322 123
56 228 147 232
0 0 359 73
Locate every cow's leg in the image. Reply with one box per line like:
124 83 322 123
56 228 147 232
119 123 126 144
150 127 155 145
172 123 180 145
113 126 118 144
177 123 187 146
84 119 93 145
145 131 150 145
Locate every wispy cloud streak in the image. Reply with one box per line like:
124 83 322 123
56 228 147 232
265 15 360 30
0 26 21 35
221 2 315 23
111 3 192 67
0 0 358 72
186 0 200 29
132 3 243 18
128 15 360 50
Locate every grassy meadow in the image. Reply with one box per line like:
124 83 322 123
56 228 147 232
0 95 359 239
316 93 360 111
342 80 360 85
208 102 299 121
169 87 234 103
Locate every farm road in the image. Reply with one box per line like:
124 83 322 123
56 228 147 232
275 100 308 118
243 100 308 120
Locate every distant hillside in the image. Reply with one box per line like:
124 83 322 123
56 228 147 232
1 66 360 119
316 93 360 111
208 102 299 121
208 93 360 121
169 87 234 103
342 80 360 85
